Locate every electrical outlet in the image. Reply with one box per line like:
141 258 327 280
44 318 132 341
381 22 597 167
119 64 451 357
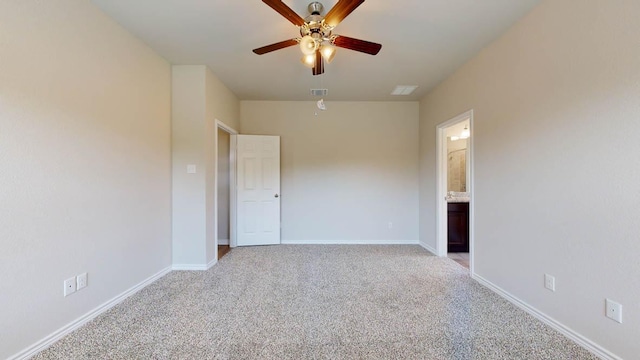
77 273 87 290
544 274 555 292
388 222 393 230
605 299 623 323
64 277 76 297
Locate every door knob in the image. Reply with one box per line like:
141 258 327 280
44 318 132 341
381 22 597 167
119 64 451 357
275 194 279 198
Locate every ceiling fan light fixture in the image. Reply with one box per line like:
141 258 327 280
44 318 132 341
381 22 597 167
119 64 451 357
320 43 336 63
301 54 316 68
299 35 318 55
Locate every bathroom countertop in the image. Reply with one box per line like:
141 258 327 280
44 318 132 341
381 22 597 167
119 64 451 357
446 198 470 203
446 192 470 203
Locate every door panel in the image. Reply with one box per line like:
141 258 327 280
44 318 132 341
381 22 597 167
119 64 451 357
236 135 281 246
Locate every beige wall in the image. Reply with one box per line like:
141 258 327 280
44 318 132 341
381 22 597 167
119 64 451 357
205 68 239 262
205 69 240 131
419 0 640 357
241 101 419 243
171 66 207 265
172 65 239 266
0 1 172 358
217 130 231 243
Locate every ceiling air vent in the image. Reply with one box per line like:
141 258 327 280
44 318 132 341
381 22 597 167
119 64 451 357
391 85 418 95
310 88 328 96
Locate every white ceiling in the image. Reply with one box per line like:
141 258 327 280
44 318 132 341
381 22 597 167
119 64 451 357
90 0 541 101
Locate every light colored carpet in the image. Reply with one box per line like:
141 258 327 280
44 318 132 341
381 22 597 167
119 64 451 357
34 245 596 359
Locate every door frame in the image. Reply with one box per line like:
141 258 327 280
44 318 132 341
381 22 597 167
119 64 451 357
214 119 238 258
436 109 475 274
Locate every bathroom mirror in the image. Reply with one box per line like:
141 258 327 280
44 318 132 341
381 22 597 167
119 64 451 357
447 138 467 192
445 119 470 194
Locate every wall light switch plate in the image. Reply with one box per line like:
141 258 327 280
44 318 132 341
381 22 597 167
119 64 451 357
606 299 623 323
64 277 76 297
187 164 197 174
77 273 87 290
544 274 556 292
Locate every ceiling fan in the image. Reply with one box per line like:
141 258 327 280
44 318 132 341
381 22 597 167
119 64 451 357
253 0 382 76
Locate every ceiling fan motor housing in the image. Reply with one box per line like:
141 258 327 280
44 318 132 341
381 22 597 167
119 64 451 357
300 2 333 42
308 2 324 15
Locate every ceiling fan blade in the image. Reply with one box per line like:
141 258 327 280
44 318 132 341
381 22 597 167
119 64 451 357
333 35 382 55
253 39 298 55
312 50 324 75
323 0 365 27
262 0 306 26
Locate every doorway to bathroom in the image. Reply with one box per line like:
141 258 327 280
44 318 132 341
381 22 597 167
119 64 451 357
215 119 237 260
436 110 474 272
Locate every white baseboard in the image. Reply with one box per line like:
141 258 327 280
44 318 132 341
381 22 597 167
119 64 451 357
472 273 620 360
218 238 229 245
172 263 208 271
173 253 221 271
206 258 217 269
9 266 171 360
419 241 437 255
172 260 217 271
280 239 419 245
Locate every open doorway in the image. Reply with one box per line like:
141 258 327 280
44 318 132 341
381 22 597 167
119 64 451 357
215 120 237 260
436 110 474 272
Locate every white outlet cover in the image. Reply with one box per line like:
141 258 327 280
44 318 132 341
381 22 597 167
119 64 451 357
606 299 623 323
544 274 556 292
77 273 87 290
64 277 76 297
187 164 197 174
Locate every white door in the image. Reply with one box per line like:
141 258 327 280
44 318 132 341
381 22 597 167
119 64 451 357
236 135 281 246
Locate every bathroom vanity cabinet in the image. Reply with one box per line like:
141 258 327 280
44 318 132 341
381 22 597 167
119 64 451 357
448 202 469 252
